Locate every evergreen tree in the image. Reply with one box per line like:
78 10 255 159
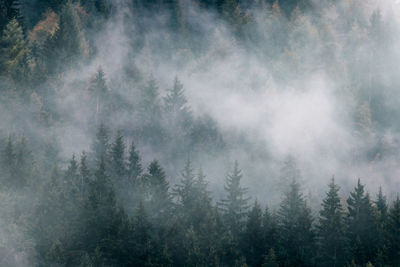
82 156 118 257
220 161 249 238
110 130 126 178
174 158 196 221
375 187 388 261
242 200 265 267
375 187 388 224
65 153 79 193
386 196 400 266
164 77 191 119
91 123 109 164
317 177 347 267
127 141 143 185
146 160 172 223
89 68 109 124
0 18 30 87
132 201 153 266
79 151 91 198
346 179 379 265
263 206 278 258
277 179 315 266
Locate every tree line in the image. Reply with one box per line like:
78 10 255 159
1 127 400 267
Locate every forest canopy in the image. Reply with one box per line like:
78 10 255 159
1 0 400 266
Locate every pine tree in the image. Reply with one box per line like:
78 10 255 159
65 153 79 192
375 187 388 224
127 141 143 185
0 18 30 86
317 177 347 267
346 179 379 265
146 160 172 223
277 179 315 266
375 187 388 261
79 151 91 198
110 130 126 178
164 77 190 116
91 123 109 164
89 68 109 124
242 200 265 267
140 77 161 122
54 1 85 65
132 201 153 266
386 196 400 266
82 156 118 255
263 206 278 254
174 158 196 219
220 161 250 238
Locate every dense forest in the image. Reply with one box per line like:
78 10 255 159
1 0 400 266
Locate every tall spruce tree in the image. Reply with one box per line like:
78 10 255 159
1 18 30 87
242 200 265 267
277 179 315 266
174 158 197 224
220 161 249 238
110 130 126 179
346 179 379 265
317 177 347 267
146 160 172 223
91 123 109 164
386 196 400 266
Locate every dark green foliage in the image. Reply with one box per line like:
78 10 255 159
146 160 172 223
127 141 142 184
0 18 30 87
386 197 400 266
91 123 110 164
242 200 265 267
277 179 315 266
346 179 379 265
318 177 347 266
110 130 126 178
220 161 249 238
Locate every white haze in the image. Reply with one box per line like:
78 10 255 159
28 0 400 206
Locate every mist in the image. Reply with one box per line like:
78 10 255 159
1 0 400 265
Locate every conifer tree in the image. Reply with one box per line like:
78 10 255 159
1 18 30 86
91 123 109 164
277 179 315 266
79 151 91 198
127 141 143 185
346 179 379 265
263 206 278 257
386 196 400 266
53 1 85 66
110 130 126 178
174 158 196 218
132 201 153 266
375 187 388 260
65 153 79 192
146 160 172 223
317 177 347 267
242 200 265 267
89 68 109 124
220 161 249 238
